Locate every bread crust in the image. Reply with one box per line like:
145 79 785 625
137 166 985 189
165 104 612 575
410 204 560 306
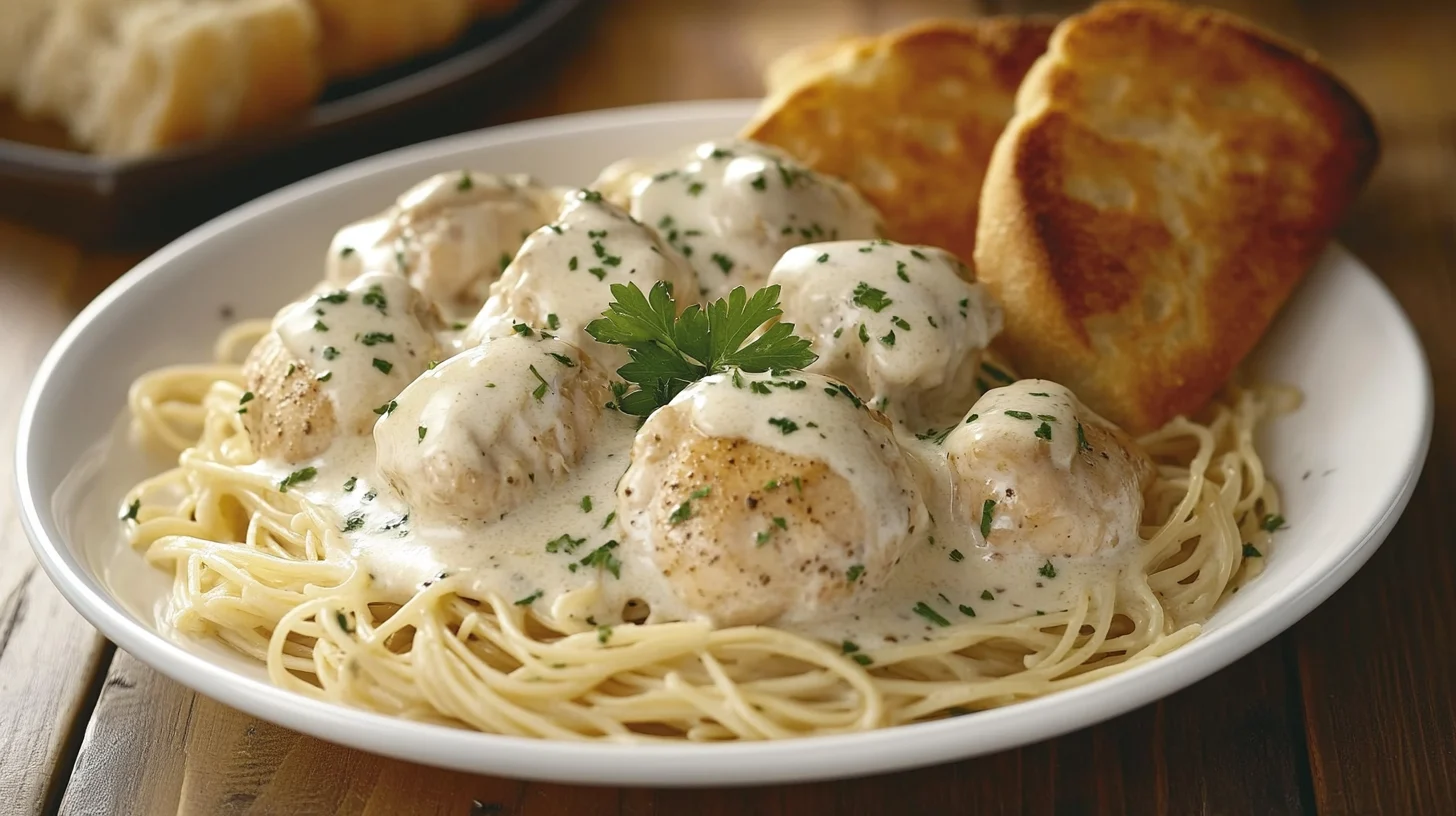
742 17 1055 266
975 0 1378 432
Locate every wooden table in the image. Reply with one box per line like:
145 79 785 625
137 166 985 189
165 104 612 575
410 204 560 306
2 1 1452 813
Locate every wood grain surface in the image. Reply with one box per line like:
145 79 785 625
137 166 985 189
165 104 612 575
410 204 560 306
2 1 1452 814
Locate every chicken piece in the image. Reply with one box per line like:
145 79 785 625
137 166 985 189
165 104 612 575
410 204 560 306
374 332 610 522
242 273 441 463
325 172 562 317
770 239 1002 428
598 139 883 299
618 370 927 627
463 189 699 372
945 379 1155 557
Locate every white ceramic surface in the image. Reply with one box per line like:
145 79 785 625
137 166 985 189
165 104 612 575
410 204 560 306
17 100 1433 786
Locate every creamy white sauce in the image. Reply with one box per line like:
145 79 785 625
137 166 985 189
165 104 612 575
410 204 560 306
770 239 1002 430
463 190 698 371
238 170 1148 648
325 172 562 319
274 272 440 436
607 140 883 299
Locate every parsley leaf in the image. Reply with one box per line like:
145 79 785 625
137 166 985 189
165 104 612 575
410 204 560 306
585 282 816 417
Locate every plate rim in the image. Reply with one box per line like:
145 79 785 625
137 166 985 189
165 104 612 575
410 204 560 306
15 101 1436 787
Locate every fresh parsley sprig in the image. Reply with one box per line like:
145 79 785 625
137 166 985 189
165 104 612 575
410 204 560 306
586 281 817 416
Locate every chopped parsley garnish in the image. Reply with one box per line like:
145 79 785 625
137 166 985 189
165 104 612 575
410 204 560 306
417 426 427 441
578 541 622 578
339 246 355 258
910 249 928 260
317 371 333 382
858 245 873 253
512 322 534 336
949 549 965 563
358 332 394 346
1036 414 1058 422
858 323 870 344
548 352 576 367
852 282 893 312
768 417 799 435
1029 392 1051 397
896 261 909 282
589 267 606 281
755 529 774 546
751 175 767 191
1261 514 1287 532
373 400 398 416
1243 543 1263 558
372 358 393 374
335 611 353 633
546 533 586 554
580 495 593 513
121 499 140 522
342 512 365 533
927 315 938 328
286 363 296 377
528 364 550 401
1005 410 1034 421
514 590 543 606
981 589 995 601
584 282 816 417
983 363 1014 384
450 321 468 331
668 501 694 524
980 499 995 538
597 624 613 644
500 252 513 271
1038 560 1058 579
772 516 788 530
318 290 348 304
915 426 953 445
362 285 387 314
816 253 829 263
312 320 328 332
852 654 873 666
237 391 254 414
912 601 951 627
686 181 705 196
343 476 358 492
602 510 616 529
1076 422 1092 452
547 313 561 330
1034 421 1053 440
568 256 578 271
322 346 340 361
457 172 474 191
579 190 604 203
959 604 976 618
690 486 712 499
841 640 860 653
891 316 911 331
965 413 979 424
277 467 317 493
879 330 896 347
711 252 734 274
847 564 865 583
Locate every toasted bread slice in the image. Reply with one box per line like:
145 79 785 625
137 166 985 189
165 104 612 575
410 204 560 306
741 17 1055 266
975 0 1378 432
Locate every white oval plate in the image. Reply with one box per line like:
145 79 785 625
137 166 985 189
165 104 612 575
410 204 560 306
17 100 1433 787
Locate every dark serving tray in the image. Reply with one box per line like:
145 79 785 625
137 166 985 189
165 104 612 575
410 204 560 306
0 0 594 247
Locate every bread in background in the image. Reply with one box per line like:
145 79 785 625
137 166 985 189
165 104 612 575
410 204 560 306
742 18 1055 266
974 0 1378 432
0 0 59 99
18 0 323 157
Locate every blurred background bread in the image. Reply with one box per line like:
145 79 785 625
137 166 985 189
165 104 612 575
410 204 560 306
1 0 520 157
743 17 1054 265
974 0 1378 431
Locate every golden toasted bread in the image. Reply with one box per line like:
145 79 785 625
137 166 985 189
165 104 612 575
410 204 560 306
741 17 1055 266
975 0 1378 432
